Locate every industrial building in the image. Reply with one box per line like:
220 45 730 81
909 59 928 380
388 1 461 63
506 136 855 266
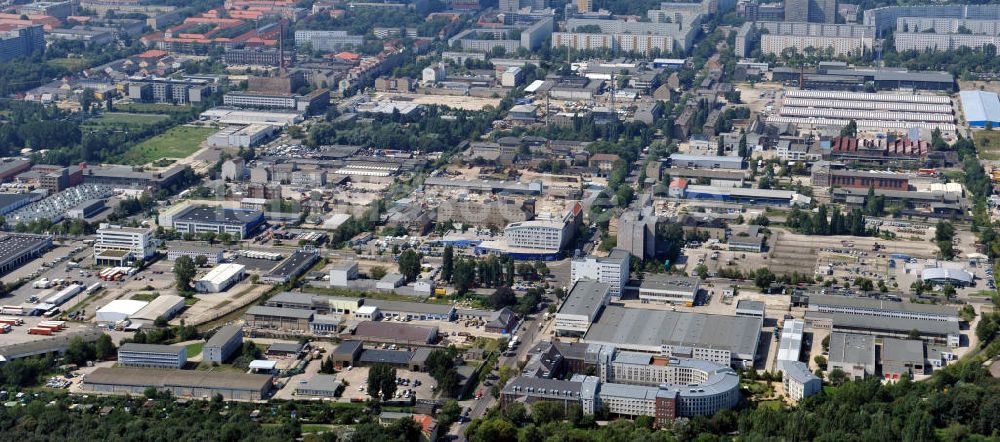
735 300 765 319
0 233 51 276
806 293 959 322
82 367 273 401
159 204 265 239
203 325 243 363
808 310 961 347
207 125 278 148
117 343 188 369
617 207 657 260
363 299 456 321
0 328 104 363
570 249 630 299
260 249 320 284
680 185 811 207
880 338 926 380
244 306 314 331
556 280 612 337
294 374 342 398
771 90 957 133
583 306 762 368
94 224 155 266
95 299 148 323
130 295 186 324
631 274 700 306
437 198 535 228
960 91 1000 128
348 321 439 345
167 247 224 265
195 263 246 293
811 164 910 191
827 332 876 379
776 319 805 372
920 267 974 287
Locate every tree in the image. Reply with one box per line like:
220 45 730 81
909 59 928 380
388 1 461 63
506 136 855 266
441 245 454 283
397 249 422 282
695 264 709 280
489 286 517 309
827 368 848 386
370 266 387 280
814 355 827 370
94 334 115 360
453 258 476 294
194 255 208 267
754 268 776 290
840 119 857 137
531 401 565 424
367 364 397 401
173 256 197 293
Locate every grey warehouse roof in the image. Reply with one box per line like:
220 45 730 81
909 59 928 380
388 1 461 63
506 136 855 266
583 306 762 357
558 280 611 317
359 349 414 365
205 325 242 349
364 299 455 315
119 343 185 354
807 311 960 336
637 274 700 293
247 305 315 319
176 206 262 226
828 332 875 366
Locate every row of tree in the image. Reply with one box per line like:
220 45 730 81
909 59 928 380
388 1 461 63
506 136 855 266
785 205 870 237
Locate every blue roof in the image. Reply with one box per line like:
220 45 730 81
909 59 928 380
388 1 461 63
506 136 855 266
960 91 1000 124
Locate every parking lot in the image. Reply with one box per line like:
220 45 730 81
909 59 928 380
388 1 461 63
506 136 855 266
335 364 438 402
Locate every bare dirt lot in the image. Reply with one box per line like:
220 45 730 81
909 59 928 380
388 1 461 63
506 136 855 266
377 93 502 111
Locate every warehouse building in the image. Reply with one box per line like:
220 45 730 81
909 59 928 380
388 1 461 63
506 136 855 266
348 321 439 345
195 263 246 293
207 124 278 148
921 267 974 287
260 249 319 284
630 274 700 306
570 249 630 299
0 328 104 363
806 293 959 322
960 91 1000 128
0 233 52 276
95 299 148 323
130 295 186 324
827 332 876 379
776 319 805 372
244 306 314 331
583 306 762 368
807 310 960 347
880 338 926 380
294 374 342 398
82 367 273 401
329 260 358 287
681 185 811 207
735 300 765 319
118 343 187 369
363 299 456 321
159 204 265 239
203 325 243 363
556 280 611 337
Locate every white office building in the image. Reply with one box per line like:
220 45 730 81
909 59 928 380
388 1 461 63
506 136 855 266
117 343 187 369
94 224 155 264
634 274 700 305
195 263 246 293
570 249 630 299
782 360 821 401
203 325 243 363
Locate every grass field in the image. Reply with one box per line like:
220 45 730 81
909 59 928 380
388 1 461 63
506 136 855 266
116 102 194 116
973 130 1000 161
86 112 170 127
46 58 91 72
130 293 160 302
120 125 216 165
186 342 204 357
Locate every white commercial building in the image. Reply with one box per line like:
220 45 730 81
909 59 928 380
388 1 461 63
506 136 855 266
570 249 630 299
203 325 243 363
776 319 804 371
207 125 277 148
329 260 358 287
504 220 571 251
95 299 148 323
782 361 821 401
555 280 611 336
195 263 246 293
118 343 187 369
634 274 700 306
94 224 155 264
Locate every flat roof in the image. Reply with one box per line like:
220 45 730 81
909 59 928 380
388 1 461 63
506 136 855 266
199 263 245 285
265 250 319 279
364 299 455 315
0 234 50 266
267 342 304 353
881 338 924 364
131 295 186 321
332 340 362 355
583 306 762 357
295 374 341 392
827 332 875 366
352 321 437 343
246 305 314 319
637 274 700 294
0 328 104 362
0 192 32 209
97 299 148 316
119 343 185 354
205 325 242 349
359 349 414 365
808 311 960 336
175 205 263 226
736 300 765 312
83 367 272 392
558 280 610 317
808 293 958 317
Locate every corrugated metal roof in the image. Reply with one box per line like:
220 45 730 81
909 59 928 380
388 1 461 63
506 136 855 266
960 90 1000 123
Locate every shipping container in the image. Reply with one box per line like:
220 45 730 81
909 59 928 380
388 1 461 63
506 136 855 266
28 327 53 335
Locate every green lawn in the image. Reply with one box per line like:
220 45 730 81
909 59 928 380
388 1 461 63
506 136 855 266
758 400 783 410
120 125 216 165
973 130 1000 161
301 424 335 433
186 342 204 358
130 293 160 302
46 58 91 71
86 112 170 127
116 102 194 115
